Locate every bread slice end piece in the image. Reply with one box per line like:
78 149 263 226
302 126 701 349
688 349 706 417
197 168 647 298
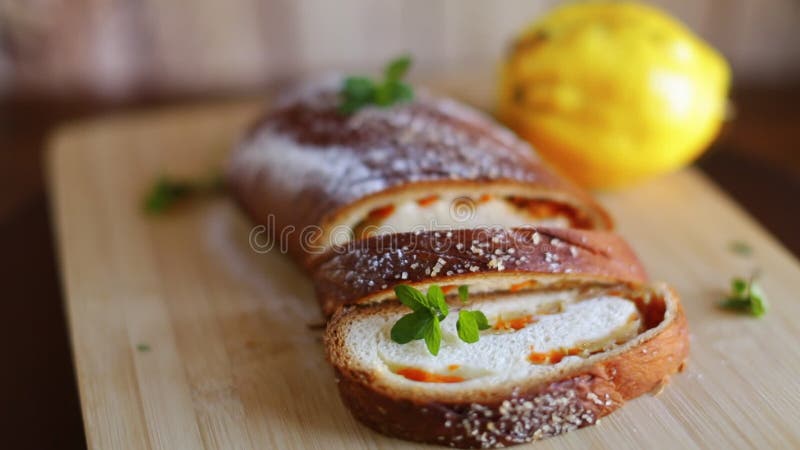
326 283 689 448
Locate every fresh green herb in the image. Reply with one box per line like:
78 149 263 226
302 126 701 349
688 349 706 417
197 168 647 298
424 317 442 356
456 310 490 343
453 284 489 342
393 284 430 312
339 77 375 114
143 173 224 214
458 285 469 304
385 56 412 81
390 284 488 355
729 240 753 257
339 55 414 114
136 343 151 352
391 310 433 343
390 284 448 355
720 274 767 317
426 284 449 318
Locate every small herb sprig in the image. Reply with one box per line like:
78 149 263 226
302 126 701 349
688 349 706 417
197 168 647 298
720 274 767 317
456 285 490 343
143 173 224 214
339 55 414 114
390 284 489 356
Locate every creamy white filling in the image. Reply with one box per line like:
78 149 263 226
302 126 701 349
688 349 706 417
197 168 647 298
343 291 641 391
368 196 570 236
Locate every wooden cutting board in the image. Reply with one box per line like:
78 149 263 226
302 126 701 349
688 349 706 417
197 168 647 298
47 97 800 450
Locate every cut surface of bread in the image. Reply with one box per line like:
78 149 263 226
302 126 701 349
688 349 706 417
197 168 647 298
352 194 591 242
325 283 688 448
342 290 641 396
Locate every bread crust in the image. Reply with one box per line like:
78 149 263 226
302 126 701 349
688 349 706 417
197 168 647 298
226 80 611 266
327 285 689 448
313 227 647 316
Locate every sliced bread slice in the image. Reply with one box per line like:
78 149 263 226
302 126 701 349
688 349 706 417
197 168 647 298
325 283 688 448
313 227 647 316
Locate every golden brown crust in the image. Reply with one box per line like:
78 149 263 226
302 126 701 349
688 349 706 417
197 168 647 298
313 227 647 317
328 286 689 448
226 81 611 266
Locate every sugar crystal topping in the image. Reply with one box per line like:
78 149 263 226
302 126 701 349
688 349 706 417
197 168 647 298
315 228 594 305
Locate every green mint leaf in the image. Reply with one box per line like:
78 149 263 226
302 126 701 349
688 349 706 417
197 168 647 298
427 285 449 318
394 285 428 311
339 77 375 114
383 80 413 102
720 276 768 317
144 178 190 213
373 84 392 106
720 297 749 309
458 285 469 304
396 82 413 101
391 310 432 344
424 316 442 356
456 310 479 343
472 310 490 330
343 76 374 101
339 56 413 114
144 173 224 214
731 278 748 295
749 283 767 317
729 240 753 256
373 81 412 107
385 55 412 81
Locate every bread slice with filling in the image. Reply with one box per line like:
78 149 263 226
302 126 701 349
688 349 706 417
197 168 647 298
226 77 611 267
315 228 688 448
313 227 647 317
325 283 688 448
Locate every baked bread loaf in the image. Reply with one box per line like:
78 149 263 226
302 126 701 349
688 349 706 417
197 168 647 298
227 77 611 266
228 76 689 448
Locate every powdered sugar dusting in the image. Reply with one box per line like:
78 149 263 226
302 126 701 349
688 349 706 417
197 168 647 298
229 78 566 235
231 130 389 204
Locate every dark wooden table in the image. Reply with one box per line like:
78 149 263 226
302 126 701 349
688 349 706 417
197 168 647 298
1 87 798 450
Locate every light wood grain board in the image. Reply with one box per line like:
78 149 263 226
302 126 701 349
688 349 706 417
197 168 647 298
47 98 800 450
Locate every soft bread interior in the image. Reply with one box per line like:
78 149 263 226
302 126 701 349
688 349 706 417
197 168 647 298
348 194 584 244
328 284 674 402
335 274 620 309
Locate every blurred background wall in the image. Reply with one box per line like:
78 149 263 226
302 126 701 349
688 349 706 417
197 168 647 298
2 0 799 99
